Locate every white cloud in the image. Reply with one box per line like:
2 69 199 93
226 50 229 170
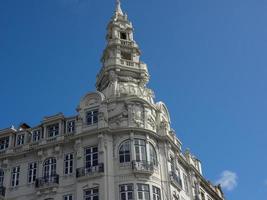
216 170 238 191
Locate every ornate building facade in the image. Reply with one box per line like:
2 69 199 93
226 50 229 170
0 1 225 200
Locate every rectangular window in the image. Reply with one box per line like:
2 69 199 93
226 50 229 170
28 162 37 183
0 170 4 186
120 184 133 200
85 147 98 169
84 187 99 200
16 134 25 146
201 191 206 200
137 184 150 200
183 173 189 194
120 32 127 40
121 52 132 60
0 137 9 150
67 121 75 133
11 166 20 187
47 123 59 137
64 194 73 200
119 141 131 163
86 110 98 125
32 129 41 142
152 186 161 200
134 139 147 162
170 157 175 172
64 153 74 175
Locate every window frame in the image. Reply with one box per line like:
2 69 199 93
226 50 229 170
32 129 41 142
0 169 4 186
152 186 161 200
0 136 9 150
86 110 99 126
119 140 131 163
63 194 73 200
11 166 20 187
137 183 150 200
84 187 99 200
119 184 134 200
84 146 98 169
64 153 74 175
67 120 75 133
28 162 37 184
16 134 25 146
47 123 60 138
120 32 128 40
134 139 147 162
43 157 57 177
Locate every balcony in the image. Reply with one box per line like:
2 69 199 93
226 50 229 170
35 174 59 188
76 163 104 179
0 186 5 198
132 160 154 175
169 171 183 190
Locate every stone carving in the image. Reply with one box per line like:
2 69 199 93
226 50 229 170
118 76 139 83
117 83 154 102
85 98 97 107
147 115 156 130
130 104 144 128
108 103 128 128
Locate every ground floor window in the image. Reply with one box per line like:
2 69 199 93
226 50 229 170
152 186 161 200
120 184 134 200
63 194 73 200
137 184 150 200
84 187 99 200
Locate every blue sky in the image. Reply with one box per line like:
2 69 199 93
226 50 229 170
0 0 267 199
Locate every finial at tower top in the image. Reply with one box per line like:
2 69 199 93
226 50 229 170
115 0 123 15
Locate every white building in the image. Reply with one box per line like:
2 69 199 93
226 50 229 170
0 1 225 200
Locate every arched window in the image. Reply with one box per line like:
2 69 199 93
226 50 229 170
149 143 157 165
0 169 4 186
119 140 131 163
118 139 158 166
43 157 56 177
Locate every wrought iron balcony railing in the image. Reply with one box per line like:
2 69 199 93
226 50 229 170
76 163 104 178
0 186 5 197
35 174 59 188
170 171 183 190
132 160 155 174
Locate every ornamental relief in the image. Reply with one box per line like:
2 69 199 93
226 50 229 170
117 83 154 103
108 103 128 128
130 104 144 128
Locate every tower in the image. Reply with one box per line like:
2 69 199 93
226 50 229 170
0 1 225 200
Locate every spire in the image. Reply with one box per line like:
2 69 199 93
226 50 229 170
115 0 123 15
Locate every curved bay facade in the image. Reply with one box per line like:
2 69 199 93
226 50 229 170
0 1 225 200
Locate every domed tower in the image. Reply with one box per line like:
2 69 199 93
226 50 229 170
74 1 225 200
0 1 225 200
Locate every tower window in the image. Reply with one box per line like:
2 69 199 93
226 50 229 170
120 32 127 40
121 52 132 60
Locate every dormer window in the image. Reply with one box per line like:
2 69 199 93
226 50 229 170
120 32 127 40
16 134 25 146
47 123 59 138
0 137 9 150
67 120 75 133
32 129 41 142
86 110 98 126
121 52 132 60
